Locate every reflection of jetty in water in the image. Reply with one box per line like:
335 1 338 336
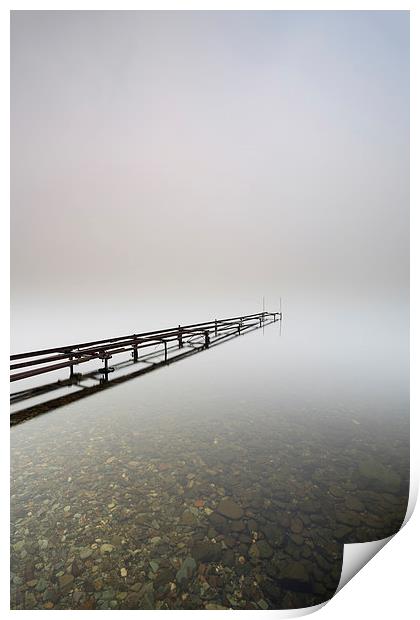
10 311 282 426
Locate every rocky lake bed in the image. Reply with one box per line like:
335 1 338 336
10 399 408 610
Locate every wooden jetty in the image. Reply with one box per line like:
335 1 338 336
10 310 282 425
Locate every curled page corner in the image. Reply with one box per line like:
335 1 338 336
335 480 417 596
335 536 393 594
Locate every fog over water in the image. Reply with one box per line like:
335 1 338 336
10 11 409 611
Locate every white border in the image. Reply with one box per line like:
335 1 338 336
2 2 417 618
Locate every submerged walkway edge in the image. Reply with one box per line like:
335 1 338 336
10 311 282 426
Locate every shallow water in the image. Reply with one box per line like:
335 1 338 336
10 306 409 610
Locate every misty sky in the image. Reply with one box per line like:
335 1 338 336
10 11 409 349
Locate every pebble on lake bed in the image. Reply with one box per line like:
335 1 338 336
100 544 114 553
216 498 244 520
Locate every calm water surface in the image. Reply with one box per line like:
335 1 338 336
10 307 409 610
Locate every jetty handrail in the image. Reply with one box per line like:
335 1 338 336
10 312 268 360
10 311 281 383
